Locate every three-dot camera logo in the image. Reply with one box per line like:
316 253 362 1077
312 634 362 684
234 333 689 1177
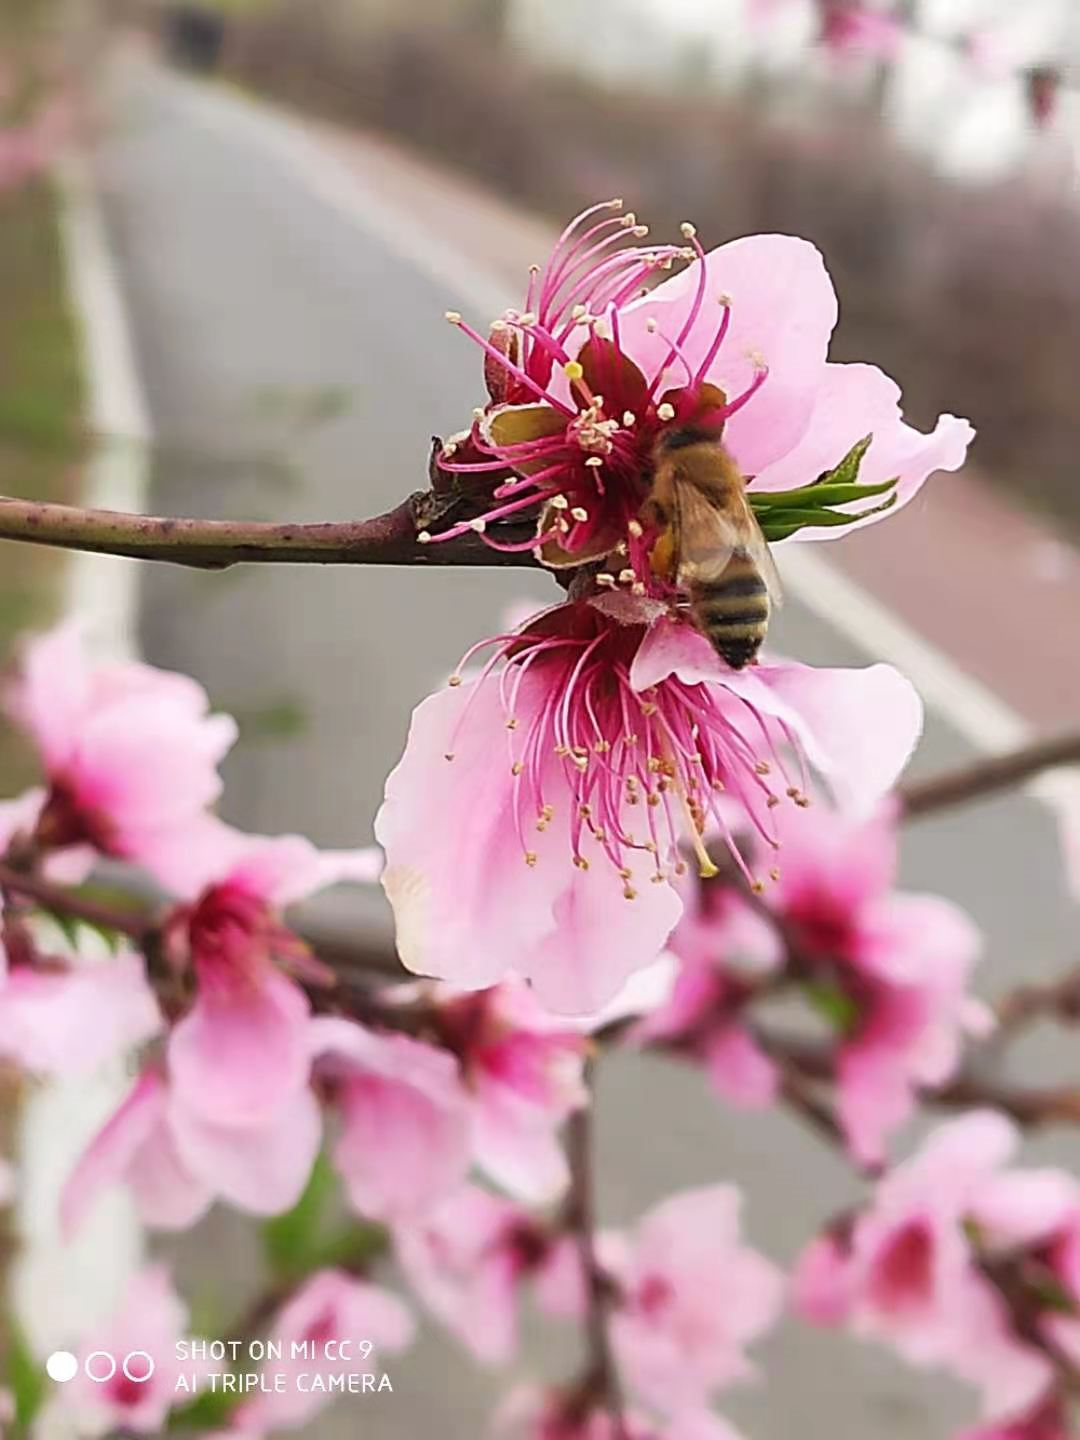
46 1349 155 1385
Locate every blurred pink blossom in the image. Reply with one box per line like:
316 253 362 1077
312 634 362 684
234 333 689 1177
236 1268 414 1430
436 979 588 1200
818 2 903 61
6 624 237 884
378 599 921 1016
607 1185 783 1414
0 948 161 1075
311 1014 472 1221
61 1265 213 1434
769 802 987 1164
394 1184 556 1364
794 1112 1065 1421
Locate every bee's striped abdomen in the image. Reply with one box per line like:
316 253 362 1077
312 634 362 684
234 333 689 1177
690 551 770 670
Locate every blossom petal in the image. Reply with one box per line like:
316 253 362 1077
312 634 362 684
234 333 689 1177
753 362 974 533
376 678 563 990
619 235 838 473
169 969 311 1127
169 1087 321 1216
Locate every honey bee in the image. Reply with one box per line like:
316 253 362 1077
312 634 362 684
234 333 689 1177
644 424 782 669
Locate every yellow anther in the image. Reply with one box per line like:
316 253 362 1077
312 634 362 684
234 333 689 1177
573 855 590 870
680 221 697 239
511 761 524 775
657 402 676 422
769 867 781 882
418 531 432 544
448 675 463 687
622 411 636 427
571 507 589 522
584 456 603 468
623 885 638 900
506 716 519 730
564 360 585 383
755 761 771 775
445 310 463 324
551 494 570 510
524 851 538 866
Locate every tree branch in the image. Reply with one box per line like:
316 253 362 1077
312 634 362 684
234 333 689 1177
565 1075 627 1434
0 861 152 940
0 493 538 570
899 732 1080 819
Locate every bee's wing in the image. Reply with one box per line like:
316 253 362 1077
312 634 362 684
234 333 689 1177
672 479 784 607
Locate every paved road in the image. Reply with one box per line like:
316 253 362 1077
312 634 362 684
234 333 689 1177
95 56 1078 1440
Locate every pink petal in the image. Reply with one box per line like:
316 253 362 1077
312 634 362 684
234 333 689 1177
631 618 923 816
755 363 973 536
7 622 92 768
792 1233 854 1325
973 1170 1080 1249
224 832 382 907
376 679 564 990
520 858 683 1015
472 1081 571 1202
703 1026 780 1109
620 235 839 473
61 1071 209 1238
0 954 162 1075
312 1016 471 1221
169 968 311 1126
169 1086 321 1216
746 661 923 816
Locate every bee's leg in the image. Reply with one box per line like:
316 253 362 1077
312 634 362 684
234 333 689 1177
649 529 678 581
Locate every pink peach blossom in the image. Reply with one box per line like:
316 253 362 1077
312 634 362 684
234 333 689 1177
608 1185 783 1414
61 1264 213 1434
378 599 922 1016
236 1268 414 1430
437 979 588 1200
631 883 782 1108
818 2 903 61
955 1397 1070 1440
6 624 237 883
795 1112 1057 1420
433 208 970 572
311 1014 472 1221
394 1184 551 1364
768 802 986 1164
0 948 161 1076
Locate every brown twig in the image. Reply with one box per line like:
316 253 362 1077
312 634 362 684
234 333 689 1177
0 493 538 570
0 861 153 940
565 1073 627 1435
899 732 1080 819
993 966 1080 1036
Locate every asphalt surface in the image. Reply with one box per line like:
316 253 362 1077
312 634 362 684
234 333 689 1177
94 55 1079 1440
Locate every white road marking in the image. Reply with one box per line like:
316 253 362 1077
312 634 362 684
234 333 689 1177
155 65 1080 840
12 159 151 1392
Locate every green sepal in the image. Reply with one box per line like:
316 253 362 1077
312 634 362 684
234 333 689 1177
749 434 901 541
803 981 859 1036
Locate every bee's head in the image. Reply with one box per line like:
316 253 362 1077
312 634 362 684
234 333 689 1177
654 381 728 452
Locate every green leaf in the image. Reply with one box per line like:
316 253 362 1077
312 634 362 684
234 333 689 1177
757 493 897 542
6 1323 47 1431
167 1384 238 1433
816 433 873 488
261 1149 339 1283
750 476 898 510
803 981 860 1036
